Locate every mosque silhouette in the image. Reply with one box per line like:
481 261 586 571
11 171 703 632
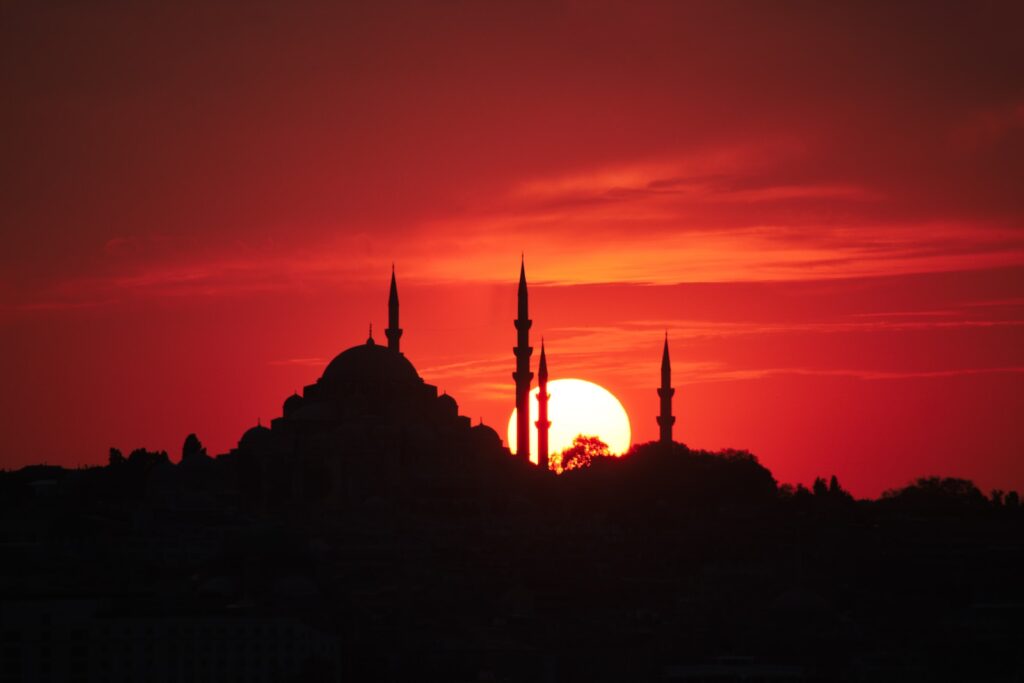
227 259 677 503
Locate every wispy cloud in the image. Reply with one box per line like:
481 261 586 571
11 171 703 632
418 298 1024 402
9 136 1024 315
694 365 1024 383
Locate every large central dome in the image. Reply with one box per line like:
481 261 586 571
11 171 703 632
319 339 421 389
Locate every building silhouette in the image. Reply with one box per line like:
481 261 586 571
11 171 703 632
228 267 506 507
658 333 675 445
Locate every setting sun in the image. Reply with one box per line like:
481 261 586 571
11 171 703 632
507 378 632 462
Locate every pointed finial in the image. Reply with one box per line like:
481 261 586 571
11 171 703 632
367 323 375 344
538 337 548 380
257 417 261 427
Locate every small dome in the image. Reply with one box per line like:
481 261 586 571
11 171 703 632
239 423 272 451
437 392 458 415
283 392 303 416
320 341 421 389
471 423 502 450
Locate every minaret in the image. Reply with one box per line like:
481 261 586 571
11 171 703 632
657 333 675 445
535 339 550 471
513 256 533 461
385 264 402 353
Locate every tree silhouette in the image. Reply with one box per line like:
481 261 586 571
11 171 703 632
813 476 828 497
181 433 211 466
881 476 988 514
551 434 611 474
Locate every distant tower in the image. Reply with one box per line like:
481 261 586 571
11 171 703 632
535 339 550 471
386 264 403 353
513 257 533 460
657 333 675 445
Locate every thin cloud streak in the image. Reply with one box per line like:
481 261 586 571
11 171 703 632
414 301 1024 409
690 365 1024 384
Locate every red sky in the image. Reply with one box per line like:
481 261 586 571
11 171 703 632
2 1 1023 496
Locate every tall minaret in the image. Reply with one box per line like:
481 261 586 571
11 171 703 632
513 256 533 460
657 333 675 445
385 264 402 353
535 339 550 471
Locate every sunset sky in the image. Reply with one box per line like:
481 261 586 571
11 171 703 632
2 2 1023 496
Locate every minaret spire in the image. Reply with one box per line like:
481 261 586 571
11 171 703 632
657 332 675 445
513 255 533 461
535 338 550 472
517 254 529 320
385 264 403 353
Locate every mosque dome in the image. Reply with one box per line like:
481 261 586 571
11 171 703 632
319 340 421 389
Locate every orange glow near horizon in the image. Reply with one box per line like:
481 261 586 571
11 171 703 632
507 378 632 463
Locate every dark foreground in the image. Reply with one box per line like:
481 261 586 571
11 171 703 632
2 442 1023 682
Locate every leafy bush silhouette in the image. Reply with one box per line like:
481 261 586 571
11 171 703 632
551 434 612 473
880 476 988 515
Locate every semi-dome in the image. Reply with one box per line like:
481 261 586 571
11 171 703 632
470 422 503 450
283 392 304 416
239 423 272 451
319 340 421 389
437 391 458 415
